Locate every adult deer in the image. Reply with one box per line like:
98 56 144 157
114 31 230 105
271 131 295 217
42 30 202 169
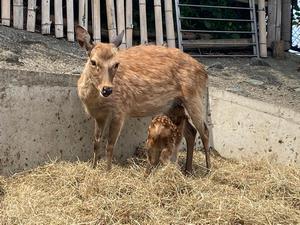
75 25 210 173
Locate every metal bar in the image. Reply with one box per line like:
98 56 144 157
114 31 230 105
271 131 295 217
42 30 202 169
179 17 253 22
182 42 256 46
190 54 257 57
249 0 259 57
175 0 183 50
252 0 260 57
181 29 254 34
179 4 252 10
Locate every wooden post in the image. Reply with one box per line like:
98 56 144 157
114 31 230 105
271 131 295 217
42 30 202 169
27 0 37 32
116 0 126 48
267 0 276 48
92 0 101 43
139 0 148 44
154 0 164 45
13 0 24 29
79 0 88 30
126 0 133 48
106 0 117 42
258 0 267 57
2 0 11 26
281 0 291 50
164 0 176 48
41 0 51 34
54 0 64 38
66 0 74 41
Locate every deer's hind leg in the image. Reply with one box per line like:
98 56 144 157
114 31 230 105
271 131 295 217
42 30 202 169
184 120 197 174
183 96 211 172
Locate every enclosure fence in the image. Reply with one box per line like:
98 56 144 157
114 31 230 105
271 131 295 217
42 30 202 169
0 0 176 48
292 0 300 50
0 0 294 56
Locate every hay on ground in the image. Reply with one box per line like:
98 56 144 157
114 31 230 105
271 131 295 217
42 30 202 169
0 153 299 225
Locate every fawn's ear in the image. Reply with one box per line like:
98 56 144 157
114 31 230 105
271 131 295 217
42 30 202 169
75 25 94 54
112 30 125 48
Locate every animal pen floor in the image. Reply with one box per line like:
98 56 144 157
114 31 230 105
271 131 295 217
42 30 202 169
0 26 300 224
0 153 299 225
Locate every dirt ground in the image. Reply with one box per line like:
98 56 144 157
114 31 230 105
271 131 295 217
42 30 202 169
0 26 299 111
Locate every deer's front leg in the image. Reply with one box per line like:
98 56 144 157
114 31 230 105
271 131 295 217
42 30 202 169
93 118 107 168
105 116 125 171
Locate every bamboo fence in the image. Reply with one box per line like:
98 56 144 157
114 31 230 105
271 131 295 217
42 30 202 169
0 1 292 56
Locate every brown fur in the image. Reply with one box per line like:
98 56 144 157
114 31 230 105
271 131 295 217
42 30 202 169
76 26 210 173
145 105 187 175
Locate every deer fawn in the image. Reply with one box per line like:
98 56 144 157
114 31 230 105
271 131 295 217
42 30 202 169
75 25 210 173
145 104 188 175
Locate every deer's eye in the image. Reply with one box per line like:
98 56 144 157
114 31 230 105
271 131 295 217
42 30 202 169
90 60 96 66
112 62 119 70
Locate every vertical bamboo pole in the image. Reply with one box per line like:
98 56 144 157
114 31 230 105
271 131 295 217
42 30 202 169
154 0 163 45
54 0 64 38
281 0 291 50
42 0 51 34
79 0 88 29
258 0 267 57
2 0 11 26
175 0 183 50
164 0 176 48
27 0 37 32
139 0 148 44
13 0 24 29
116 0 126 48
92 0 101 43
106 0 117 42
267 0 276 47
66 0 74 41
126 0 133 48
275 0 282 41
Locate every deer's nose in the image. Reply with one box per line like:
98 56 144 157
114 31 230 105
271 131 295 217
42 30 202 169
101 86 113 97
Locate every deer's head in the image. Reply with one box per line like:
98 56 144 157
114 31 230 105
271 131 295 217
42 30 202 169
75 25 124 97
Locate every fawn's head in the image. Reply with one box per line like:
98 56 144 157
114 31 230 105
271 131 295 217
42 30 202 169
75 25 124 97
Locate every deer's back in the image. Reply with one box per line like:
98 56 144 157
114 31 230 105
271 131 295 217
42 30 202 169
112 46 207 116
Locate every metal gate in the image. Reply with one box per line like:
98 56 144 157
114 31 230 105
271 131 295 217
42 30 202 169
175 0 259 57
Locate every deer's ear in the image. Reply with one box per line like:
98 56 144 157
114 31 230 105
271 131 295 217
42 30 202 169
75 25 94 54
112 30 125 48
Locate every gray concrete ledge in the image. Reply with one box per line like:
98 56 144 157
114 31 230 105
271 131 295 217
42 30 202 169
1 69 299 175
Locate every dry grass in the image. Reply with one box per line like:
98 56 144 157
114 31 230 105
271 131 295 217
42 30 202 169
0 153 299 225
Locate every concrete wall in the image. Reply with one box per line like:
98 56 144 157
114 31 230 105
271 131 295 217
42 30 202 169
209 88 300 165
0 69 299 175
0 69 150 175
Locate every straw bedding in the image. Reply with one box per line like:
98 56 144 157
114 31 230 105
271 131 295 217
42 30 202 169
0 153 299 225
